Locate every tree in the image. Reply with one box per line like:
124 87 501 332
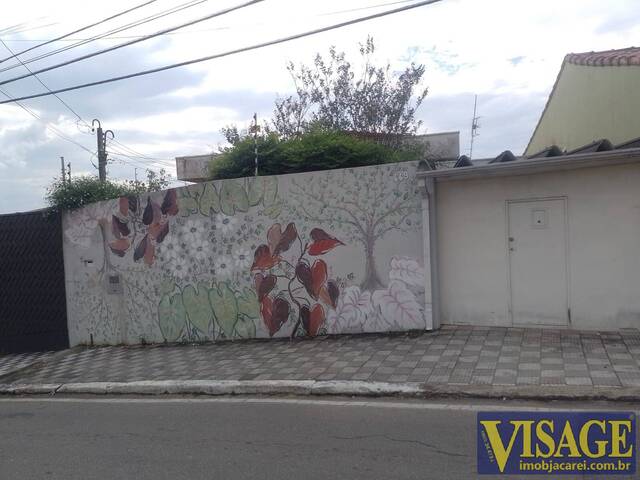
287 164 420 291
273 36 428 145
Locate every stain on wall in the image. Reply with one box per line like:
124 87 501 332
62 162 429 346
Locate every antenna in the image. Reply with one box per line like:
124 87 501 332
469 94 481 159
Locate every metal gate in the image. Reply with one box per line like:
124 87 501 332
0 209 69 353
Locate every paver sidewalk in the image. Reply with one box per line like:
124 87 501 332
4 326 640 391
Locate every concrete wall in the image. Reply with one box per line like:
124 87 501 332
436 162 640 329
527 63 640 154
63 162 429 346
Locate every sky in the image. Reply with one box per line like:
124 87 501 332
0 0 638 213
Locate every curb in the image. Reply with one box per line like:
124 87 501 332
0 380 638 402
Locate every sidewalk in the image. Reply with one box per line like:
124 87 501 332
2 326 640 400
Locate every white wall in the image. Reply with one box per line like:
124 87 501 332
436 162 640 330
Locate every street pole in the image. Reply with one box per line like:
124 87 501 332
92 119 114 182
252 112 259 177
60 156 66 184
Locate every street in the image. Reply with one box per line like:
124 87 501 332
0 396 638 480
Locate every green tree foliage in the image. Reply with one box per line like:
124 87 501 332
209 130 422 180
46 170 171 212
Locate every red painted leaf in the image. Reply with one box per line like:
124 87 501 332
301 304 325 336
273 222 297 255
144 240 155 266
250 244 281 271
266 223 282 254
133 234 148 262
148 222 169 243
161 189 178 216
109 238 130 257
319 280 339 309
118 197 129 217
308 228 344 256
295 259 327 300
142 197 161 225
254 273 277 301
111 215 130 239
260 296 290 337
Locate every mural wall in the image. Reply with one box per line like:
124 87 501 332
62 161 429 346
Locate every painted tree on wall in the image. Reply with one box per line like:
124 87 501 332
288 164 420 291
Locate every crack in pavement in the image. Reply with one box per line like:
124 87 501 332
330 434 468 458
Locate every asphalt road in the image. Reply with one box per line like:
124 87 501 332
0 397 637 480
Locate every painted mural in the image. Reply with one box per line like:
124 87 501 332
62 161 429 346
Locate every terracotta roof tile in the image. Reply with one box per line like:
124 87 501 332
565 47 640 66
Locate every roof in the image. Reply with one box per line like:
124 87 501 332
417 137 640 181
525 46 640 155
566 47 640 67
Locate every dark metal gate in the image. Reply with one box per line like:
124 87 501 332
0 209 69 353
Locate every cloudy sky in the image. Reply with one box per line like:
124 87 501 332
0 0 638 213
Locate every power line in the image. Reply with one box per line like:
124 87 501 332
0 0 265 87
0 0 158 65
0 0 443 104
0 0 210 76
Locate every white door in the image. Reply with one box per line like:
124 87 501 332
507 198 568 326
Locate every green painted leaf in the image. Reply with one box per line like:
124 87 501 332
219 181 249 215
246 178 264 206
262 177 278 206
182 284 214 335
158 293 186 342
209 282 239 338
199 182 221 216
234 315 256 339
237 287 259 319
180 196 199 216
159 277 176 296
264 200 283 219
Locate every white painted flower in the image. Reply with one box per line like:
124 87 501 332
171 254 191 279
213 255 233 278
234 248 252 269
216 214 238 235
182 219 204 244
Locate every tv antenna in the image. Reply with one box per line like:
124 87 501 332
469 95 481 159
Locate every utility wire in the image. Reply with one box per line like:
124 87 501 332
0 0 443 104
0 0 265 87
0 0 209 76
0 37 85 123
0 0 158 65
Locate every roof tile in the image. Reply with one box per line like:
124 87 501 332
565 47 640 66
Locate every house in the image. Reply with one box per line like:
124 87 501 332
526 47 640 155
417 139 640 331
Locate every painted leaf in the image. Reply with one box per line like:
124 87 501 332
325 286 374 334
161 189 178 216
127 195 138 213
180 196 199 216
389 256 425 288
267 223 282 254
182 284 213 335
209 282 239 339
219 180 249 215
237 287 260 320
159 276 176 296
111 215 130 238
295 259 327 300
118 197 129 217
234 315 256 339
142 197 154 225
246 178 264 206
109 238 130 257
250 245 281 271
199 183 221 215
260 296 289 337
308 228 345 256
372 281 425 330
143 240 155 266
262 177 278 206
263 200 283 219
319 280 340 309
301 304 325 337
158 293 186 342
254 273 277 302
148 222 169 244
133 234 149 262
274 223 297 255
